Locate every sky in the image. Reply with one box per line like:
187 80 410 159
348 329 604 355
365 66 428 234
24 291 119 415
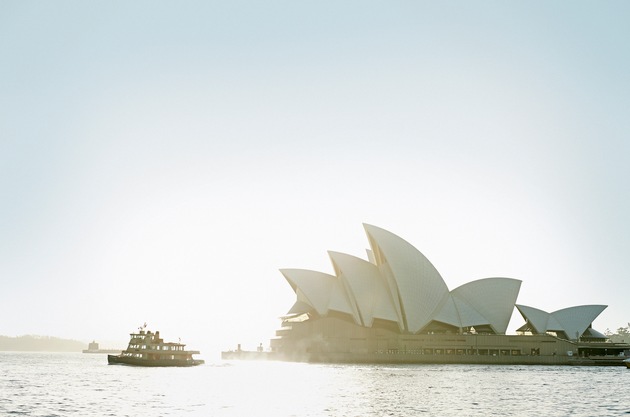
1 1 629 357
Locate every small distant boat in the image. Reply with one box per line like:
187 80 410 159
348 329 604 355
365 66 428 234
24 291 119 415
108 327 204 367
82 341 121 354
624 358 630 369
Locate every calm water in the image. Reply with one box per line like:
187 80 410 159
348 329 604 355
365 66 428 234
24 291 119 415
1 352 629 416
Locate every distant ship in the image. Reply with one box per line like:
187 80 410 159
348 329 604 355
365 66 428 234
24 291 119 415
222 343 267 360
108 327 204 367
82 341 121 354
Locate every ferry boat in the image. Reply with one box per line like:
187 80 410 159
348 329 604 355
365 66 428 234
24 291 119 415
108 327 204 367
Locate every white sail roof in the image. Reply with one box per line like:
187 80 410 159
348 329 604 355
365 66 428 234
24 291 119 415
328 251 399 327
363 224 450 333
451 278 521 334
280 269 355 319
551 305 607 340
516 304 607 340
280 224 605 338
515 305 549 333
287 299 314 316
431 295 463 328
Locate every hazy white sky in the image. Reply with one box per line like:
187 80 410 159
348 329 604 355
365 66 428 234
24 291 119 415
1 1 629 355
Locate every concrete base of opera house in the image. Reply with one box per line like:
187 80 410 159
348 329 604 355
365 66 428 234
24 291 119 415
223 317 630 366
223 340 630 366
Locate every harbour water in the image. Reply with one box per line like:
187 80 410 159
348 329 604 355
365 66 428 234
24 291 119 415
1 352 629 416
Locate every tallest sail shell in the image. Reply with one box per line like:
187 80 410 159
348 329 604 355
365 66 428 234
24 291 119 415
363 224 450 333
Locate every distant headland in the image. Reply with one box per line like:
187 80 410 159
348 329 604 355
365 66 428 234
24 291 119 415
0 335 86 352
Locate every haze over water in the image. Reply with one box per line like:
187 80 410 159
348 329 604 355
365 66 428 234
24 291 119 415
2 1 630 351
2 352 629 417
3 2 630 415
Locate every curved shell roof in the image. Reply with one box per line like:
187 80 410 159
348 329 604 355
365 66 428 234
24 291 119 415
280 269 355 320
514 305 549 333
363 224 450 333
328 251 399 327
516 304 607 339
450 278 521 334
281 224 604 336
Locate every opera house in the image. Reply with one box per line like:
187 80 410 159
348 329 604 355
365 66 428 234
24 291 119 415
257 224 629 365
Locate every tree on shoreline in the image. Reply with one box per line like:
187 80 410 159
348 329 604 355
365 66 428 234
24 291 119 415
604 324 630 342
0 335 85 352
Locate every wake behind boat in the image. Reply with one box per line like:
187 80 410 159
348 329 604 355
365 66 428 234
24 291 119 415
108 327 204 367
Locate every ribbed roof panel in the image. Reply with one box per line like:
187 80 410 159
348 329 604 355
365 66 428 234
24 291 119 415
551 305 607 340
451 296 489 328
363 224 450 333
328 251 399 327
516 304 550 333
451 278 521 334
431 295 461 328
280 269 338 316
